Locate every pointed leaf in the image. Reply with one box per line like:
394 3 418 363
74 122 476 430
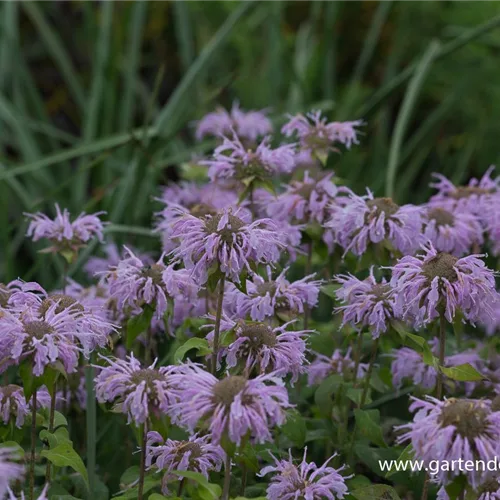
41 442 88 487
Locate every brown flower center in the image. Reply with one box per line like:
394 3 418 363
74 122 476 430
366 197 400 217
438 398 489 439
130 369 164 388
294 182 316 199
190 203 217 219
204 214 246 243
491 395 500 412
177 442 203 460
256 282 277 297
371 283 391 300
24 320 54 338
212 376 248 406
451 186 492 200
427 208 455 227
39 294 84 316
240 324 277 348
0 284 11 308
0 384 22 400
478 476 500 494
422 252 458 283
141 264 165 286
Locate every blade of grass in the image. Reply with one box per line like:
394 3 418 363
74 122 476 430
155 1 254 134
22 1 85 109
358 14 500 118
76 1 114 206
173 2 195 73
322 1 339 101
267 2 283 105
386 40 441 200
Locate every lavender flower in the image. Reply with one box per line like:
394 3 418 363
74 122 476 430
390 242 499 327
228 267 322 321
195 102 273 143
146 431 224 495
334 268 395 338
282 110 362 156
94 354 178 425
84 243 153 277
25 204 105 255
0 385 30 428
329 191 424 256
396 397 500 489
56 370 87 411
106 248 199 321
0 448 25 498
308 349 368 386
170 208 284 284
422 203 483 256
209 318 309 382
171 364 291 445
259 449 349 500
204 134 296 183
438 478 500 500
7 484 49 500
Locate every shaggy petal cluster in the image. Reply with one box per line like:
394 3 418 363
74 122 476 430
0 448 25 498
25 204 105 253
204 134 296 182
259 449 349 500
329 191 424 256
422 203 484 256
7 485 49 500
390 242 499 327
95 354 179 425
195 102 273 143
282 110 363 154
106 248 199 321
146 431 224 494
438 478 500 500
155 182 240 253
334 268 395 338
308 349 368 386
0 385 30 428
85 243 153 277
171 364 291 445
170 208 284 284
392 340 485 395
228 267 322 321
211 318 309 382
396 397 500 488
264 171 342 225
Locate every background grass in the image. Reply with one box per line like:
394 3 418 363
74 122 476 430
2 0 500 287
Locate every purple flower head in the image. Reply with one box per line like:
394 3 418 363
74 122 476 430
390 242 499 328
208 317 309 382
94 354 179 425
155 182 240 253
204 133 296 183
438 477 500 500
25 204 105 255
56 370 87 411
334 268 395 339
422 203 484 256
259 448 349 500
264 171 342 226
0 385 30 428
195 102 273 143
7 484 49 500
171 364 291 445
329 191 424 256
396 396 500 489
0 448 25 498
308 348 368 386
146 431 224 495
430 167 500 219
228 267 322 321
170 208 284 284
84 243 153 278
392 339 485 395
281 109 363 156
106 248 199 321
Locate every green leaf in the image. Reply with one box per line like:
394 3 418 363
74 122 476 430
39 408 68 429
174 338 212 363
347 387 372 406
385 444 414 478
282 410 306 448
126 306 154 349
40 427 71 448
314 374 342 416
351 484 401 500
170 470 222 499
41 442 88 487
320 283 340 299
0 441 24 459
441 363 486 382
354 409 387 448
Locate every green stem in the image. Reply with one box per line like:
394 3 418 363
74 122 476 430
360 337 379 408
436 312 446 400
45 381 57 482
211 276 226 375
86 364 96 498
420 474 430 500
29 389 37 500
352 333 363 387
304 242 313 330
222 452 232 500
138 421 147 500
177 477 186 497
